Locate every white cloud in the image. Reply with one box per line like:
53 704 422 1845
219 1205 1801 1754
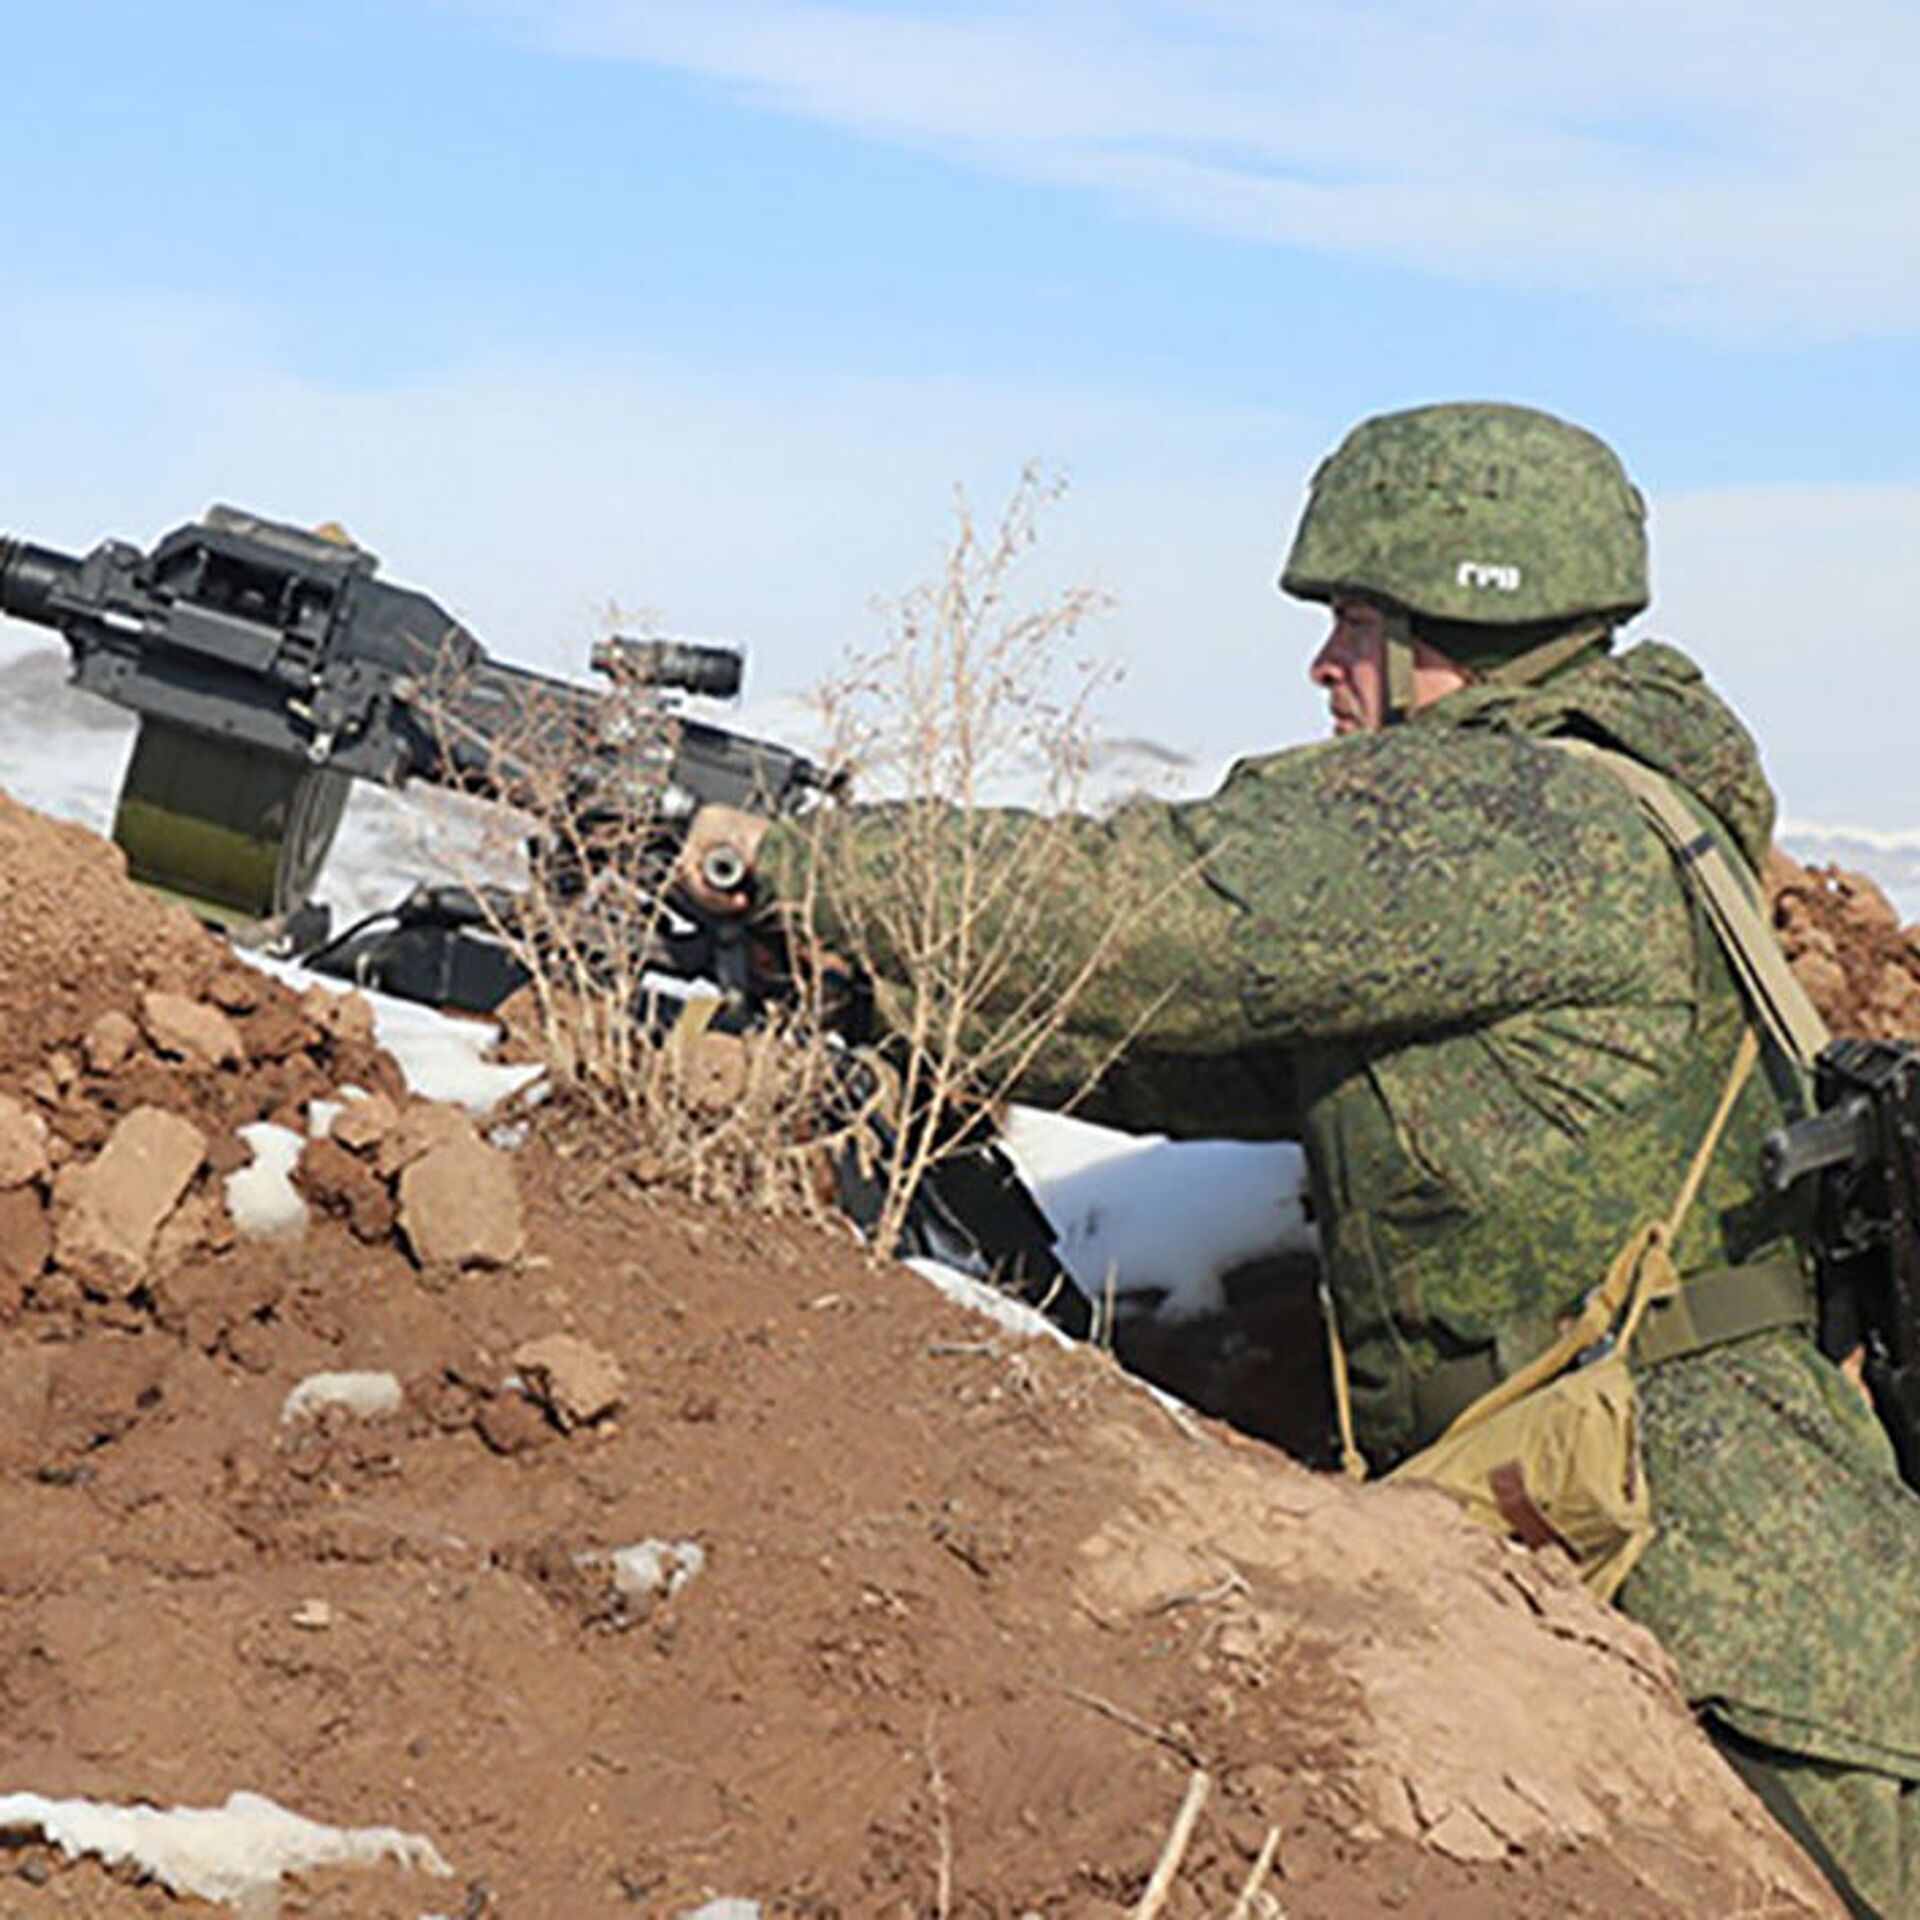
476 0 1920 340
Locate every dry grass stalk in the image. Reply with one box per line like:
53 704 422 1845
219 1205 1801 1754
925 1709 955 1919
1226 1824 1284 1920
1132 1768 1211 1920
409 475 1172 1255
413 645 848 1213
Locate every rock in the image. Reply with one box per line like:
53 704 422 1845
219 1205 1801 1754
0 1187 50 1311
301 984 378 1049
297 1136 398 1242
51 1107 207 1296
280 1371 406 1425
81 1009 140 1074
141 991 245 1069
0 1094 50 1188
329 1091 400 1155
513 1333 626 1431
398 1137 524 1268
377 1102 475 1179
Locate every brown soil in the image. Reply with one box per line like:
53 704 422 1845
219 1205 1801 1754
0 790 1860 1916
1769 850 1920 1038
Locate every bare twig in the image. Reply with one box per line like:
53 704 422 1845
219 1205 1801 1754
1058 1685 1205 1767
1147 1569 1252 1616
1226 1824 1284 1920
1132 1768 1211 1920
925 1710 954 1920
798 471 1186 1261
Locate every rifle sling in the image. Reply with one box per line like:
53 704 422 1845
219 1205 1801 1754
1550 740 1825 1368
1631 1249 1812 1366
1552 739 1830 1073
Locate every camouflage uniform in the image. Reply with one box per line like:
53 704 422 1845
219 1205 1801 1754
764 633 1920 1914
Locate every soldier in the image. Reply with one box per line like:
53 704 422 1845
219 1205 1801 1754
687 403 1920 1914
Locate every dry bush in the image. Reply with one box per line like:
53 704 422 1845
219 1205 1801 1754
791 468 1174 1258
406 473 1161 1250
413 638 849 1211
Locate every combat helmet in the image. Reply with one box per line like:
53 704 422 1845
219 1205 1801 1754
1281 402 1649 719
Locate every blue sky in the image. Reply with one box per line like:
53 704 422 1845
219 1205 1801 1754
3 0 1919 832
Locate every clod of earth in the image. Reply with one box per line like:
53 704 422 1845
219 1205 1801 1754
51 1104 206 1296
512 1331 626 1430
0 1091 50 1187
82 1008 139 1074
141 989 245 1069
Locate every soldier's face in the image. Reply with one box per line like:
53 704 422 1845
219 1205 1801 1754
1309 597 1474 733
1310 597 1389 735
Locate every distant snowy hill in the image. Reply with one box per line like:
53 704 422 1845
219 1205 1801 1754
1778 821 1920 923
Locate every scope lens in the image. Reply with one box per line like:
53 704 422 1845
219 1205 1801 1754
594 637 743 699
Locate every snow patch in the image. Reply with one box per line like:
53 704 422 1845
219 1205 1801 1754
905 1258 1075 1346
280 1371 405 1425
0 1788 450 1915
1000 1104 1314 1323
249 954 543 1114
593 1539 707 1604
224 1123 309 1241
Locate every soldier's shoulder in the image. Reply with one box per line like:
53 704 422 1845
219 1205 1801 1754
1224 723 1643 806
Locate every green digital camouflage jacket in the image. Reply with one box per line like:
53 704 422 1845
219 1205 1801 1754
763 639 1920 1788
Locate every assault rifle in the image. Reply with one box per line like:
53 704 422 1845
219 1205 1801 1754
0 505 1076 1320
1763 1038 1920 1485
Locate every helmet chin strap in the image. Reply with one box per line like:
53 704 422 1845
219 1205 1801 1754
1478 619 1614 689
1381 608 1418 726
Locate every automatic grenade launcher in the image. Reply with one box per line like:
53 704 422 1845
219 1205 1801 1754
0 504 835 932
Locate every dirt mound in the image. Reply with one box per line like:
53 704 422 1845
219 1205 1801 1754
0 789 1841 1916
1771 849 1920 1038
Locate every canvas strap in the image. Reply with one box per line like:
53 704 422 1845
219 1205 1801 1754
1552 739 1829 1072
1478 620 1613 689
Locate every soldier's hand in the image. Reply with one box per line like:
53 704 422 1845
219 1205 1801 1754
676 803 772 917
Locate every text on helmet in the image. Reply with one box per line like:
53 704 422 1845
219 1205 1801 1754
1455 560 1522 592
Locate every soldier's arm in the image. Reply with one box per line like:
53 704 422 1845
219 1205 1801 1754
756 783 1295 1135
1197 729 1691 1041
754 728 1683 1130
